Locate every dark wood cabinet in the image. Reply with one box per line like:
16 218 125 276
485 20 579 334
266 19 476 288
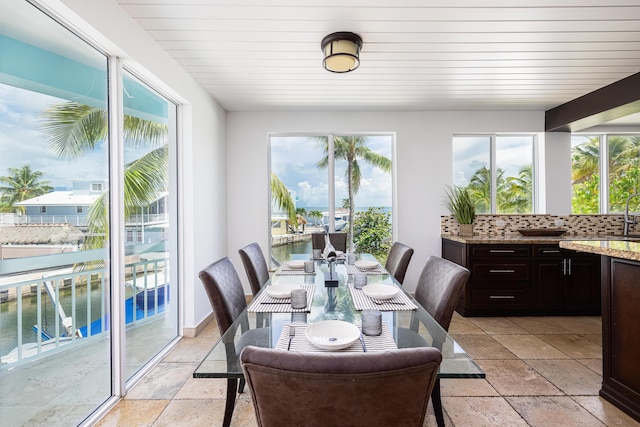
534 245 601 314
442 239 601 316
601 257 640 422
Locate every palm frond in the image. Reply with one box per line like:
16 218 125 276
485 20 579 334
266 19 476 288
40 103 107 159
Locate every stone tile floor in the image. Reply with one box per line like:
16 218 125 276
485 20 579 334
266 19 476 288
96 314 640 426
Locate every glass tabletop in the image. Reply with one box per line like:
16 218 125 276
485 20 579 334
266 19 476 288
194 254 485 380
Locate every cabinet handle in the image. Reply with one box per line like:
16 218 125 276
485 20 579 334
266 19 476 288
490 250 515 253
542 250 560 253
562 259 567 275
567 258 572 275
489 269 515 273
490 295 515 299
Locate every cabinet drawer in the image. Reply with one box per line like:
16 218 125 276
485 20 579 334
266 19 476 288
470 245 530 258
470 289 530 307
472 262 530 281
534 245 562 257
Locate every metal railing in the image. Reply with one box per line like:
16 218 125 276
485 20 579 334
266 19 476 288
0 252 168 367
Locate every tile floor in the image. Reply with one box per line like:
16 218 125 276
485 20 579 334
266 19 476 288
96 314 640 426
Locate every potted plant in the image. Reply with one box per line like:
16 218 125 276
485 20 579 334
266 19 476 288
443 185 476 236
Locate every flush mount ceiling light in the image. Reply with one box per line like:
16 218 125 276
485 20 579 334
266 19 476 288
321 32 363 73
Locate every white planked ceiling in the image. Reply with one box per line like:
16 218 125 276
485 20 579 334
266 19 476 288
116 0 640 113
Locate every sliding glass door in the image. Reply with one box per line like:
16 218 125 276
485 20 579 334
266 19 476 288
122 71 179 380
0 1 180 423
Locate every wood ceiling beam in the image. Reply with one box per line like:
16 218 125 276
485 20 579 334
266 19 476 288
545 71 640 132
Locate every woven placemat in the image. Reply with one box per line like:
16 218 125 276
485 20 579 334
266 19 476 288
275 322 397 352
348 283 417 311
345 263 386 275
248 285 315 313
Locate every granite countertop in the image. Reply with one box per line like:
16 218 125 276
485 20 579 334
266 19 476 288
559 240 640 262
440 234 640 261
441 234 640 244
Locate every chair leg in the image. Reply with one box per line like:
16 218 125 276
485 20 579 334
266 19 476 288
223 378 238 427
238 377 246 394
431 378 445 427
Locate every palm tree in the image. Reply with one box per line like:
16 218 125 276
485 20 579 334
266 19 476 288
0 165 53 213
40 101 168 250
571 137 599 184
271 172 297 229
466 166 491 213
502 165 533 213
316 136 392 251
308 210 323 226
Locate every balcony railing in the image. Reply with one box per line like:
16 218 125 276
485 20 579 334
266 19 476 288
0 250 169 367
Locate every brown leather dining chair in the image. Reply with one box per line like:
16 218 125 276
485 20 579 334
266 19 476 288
240 346 442 427
398 255 470 427
311 232 347 252
238 242 270 297
384 241 414 285
198 257 269 427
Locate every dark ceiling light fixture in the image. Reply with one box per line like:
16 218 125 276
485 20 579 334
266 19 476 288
321 32 363 73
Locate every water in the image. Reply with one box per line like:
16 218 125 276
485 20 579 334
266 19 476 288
271 240 312 266
0 283 106 358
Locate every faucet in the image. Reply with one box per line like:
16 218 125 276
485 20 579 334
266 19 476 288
623 193 640 235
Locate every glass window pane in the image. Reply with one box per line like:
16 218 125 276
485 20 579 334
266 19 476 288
270 136 327 265
122 71 178 380
334 135 392 256
571 135 600 214
0 1 110 424
453 136 490 213
495 136 533 214
607 134 640 213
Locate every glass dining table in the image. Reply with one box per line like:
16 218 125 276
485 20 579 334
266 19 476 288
194 254 484 427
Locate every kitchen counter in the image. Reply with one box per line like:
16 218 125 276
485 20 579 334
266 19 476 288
442 234 640 245
559 240 640 262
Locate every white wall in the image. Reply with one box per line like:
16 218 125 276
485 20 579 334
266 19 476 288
227 111 545 292
53 0 227 329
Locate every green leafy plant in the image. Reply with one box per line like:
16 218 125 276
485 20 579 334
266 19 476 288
443 185 476 224
352 207 392 262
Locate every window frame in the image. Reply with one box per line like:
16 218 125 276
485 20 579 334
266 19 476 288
572 132 640 214
453 133 538 214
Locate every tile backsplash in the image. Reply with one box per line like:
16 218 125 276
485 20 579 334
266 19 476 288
441 214 629 237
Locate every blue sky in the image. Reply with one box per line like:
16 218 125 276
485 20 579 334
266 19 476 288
0 83 156 190
271 135 393 209
452 135 533 186
0 84 109 189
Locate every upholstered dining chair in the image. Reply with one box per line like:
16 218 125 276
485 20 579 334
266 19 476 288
240 346 442 427
198 257 269 425
414 255 470 332
311 232 347 252
384 241 414 285
398 255 470 427
238 242 270 297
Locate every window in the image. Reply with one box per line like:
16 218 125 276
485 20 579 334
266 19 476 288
40 206 47 214
453 135 535 213
270 134 393 264
91 182 103 191
77 206 83 213
572 133 640 213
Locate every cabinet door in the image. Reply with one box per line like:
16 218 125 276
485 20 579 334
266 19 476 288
565 255 601 313
534 258 564 310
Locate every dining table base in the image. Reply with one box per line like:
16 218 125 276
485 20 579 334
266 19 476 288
432 379 445 427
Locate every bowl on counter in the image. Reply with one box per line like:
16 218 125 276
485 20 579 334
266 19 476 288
517 228 567 236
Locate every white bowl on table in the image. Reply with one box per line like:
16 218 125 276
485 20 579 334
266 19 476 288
354 260 378 270
265 283 301 299
361 283 399 301
305 320 360 350
286 260 306 269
